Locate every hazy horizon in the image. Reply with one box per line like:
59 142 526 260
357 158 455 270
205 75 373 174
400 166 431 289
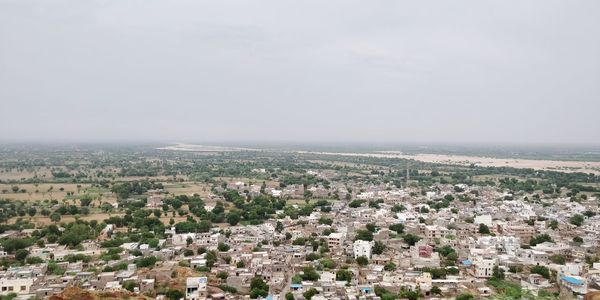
1 0 599 144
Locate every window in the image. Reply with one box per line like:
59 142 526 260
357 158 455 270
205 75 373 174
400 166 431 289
21 286 26 291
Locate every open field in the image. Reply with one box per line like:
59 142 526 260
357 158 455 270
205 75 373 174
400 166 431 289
298 151 600 174
0 183 90 201
163 182 212 198
157 143 257 152
7 213 123 226
0 167 54 181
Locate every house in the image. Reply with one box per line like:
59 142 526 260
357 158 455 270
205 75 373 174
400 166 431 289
0 277 34 295
186 277 208 300
353 240 373 259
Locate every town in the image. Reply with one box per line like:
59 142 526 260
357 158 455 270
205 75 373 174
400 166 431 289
0 145 598 300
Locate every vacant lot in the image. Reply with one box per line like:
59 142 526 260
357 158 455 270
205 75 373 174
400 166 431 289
163 182 212 198
8 213 123 226
0 167 54 181
301 151 600 174
0 183 119 204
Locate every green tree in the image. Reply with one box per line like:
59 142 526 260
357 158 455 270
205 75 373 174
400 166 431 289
389 223 405 234
355 229 373 241
478 224 490 234
249 276 269 299
570 214 584 227
122 281 138 292
373 241 386 255
384 262 397 271
356 256 369 266
336 269 353 282
227 211 241 226
303 288 318 300
15 249 29 261
530 234 553 246
218 242 230 252
456 293 475 300
492 266 505 280
50 213 61 223
301 266 320 281
403 234 421 246
531 265 550 279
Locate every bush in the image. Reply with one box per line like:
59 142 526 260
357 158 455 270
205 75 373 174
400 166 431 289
531 265 550 279
456 293 475 300
356 256 369 266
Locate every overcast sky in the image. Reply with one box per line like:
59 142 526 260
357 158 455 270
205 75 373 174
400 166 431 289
1 0 599 144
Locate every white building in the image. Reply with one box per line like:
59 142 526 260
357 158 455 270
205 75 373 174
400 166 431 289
473 257 496 278
474 215 492 227
353 240 373 259
186 277 208 300
0 278 34 295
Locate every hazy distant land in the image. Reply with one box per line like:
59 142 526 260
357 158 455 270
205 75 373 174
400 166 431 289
161 144 600 174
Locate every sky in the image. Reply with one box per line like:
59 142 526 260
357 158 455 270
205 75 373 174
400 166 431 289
1 0 599 145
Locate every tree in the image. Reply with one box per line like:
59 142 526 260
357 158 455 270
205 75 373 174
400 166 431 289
218 242 230 252
573 236 583 243
303 288 318 300
456 293 475 300
15 249 29 261
531 265 550 279
217 271 229 280
373 241 386 255
186 236 193 246
399 289 423 300
50 213 61 223
276 221 284 233
227 211 241 226
366 223 377 233
389 223 405 234
301 266 320 281
492 266 505 280
355 229 373 241
123 281 138 292
336 269 353 282
549 254 566 264
285 292 295 300
356 256 369 266
305 253 320 261
318 217 333 225
27 207 36 217
530 234 553 246
384 262 396 271
403 234 421 246
321 258 336 269
570 214 584 227
478 224 490 234
391 204 406 212
431 286 442 295
348 200 364 208
165 289 184 300
250 276 269 299
548 219 559 230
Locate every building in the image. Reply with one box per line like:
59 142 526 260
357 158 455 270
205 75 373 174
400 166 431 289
0 278 34 295
473 257 496 278
186 277 208 300
353 240 373 259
